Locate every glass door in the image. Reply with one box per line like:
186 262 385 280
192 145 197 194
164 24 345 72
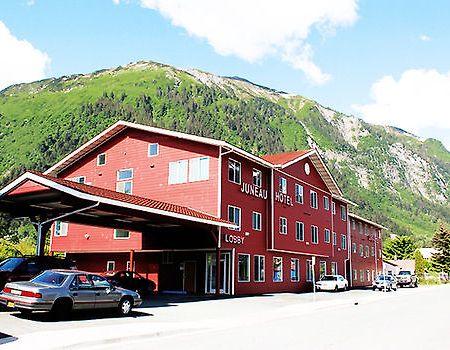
205 252 230 294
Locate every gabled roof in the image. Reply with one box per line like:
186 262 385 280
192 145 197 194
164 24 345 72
44 120 273 176
260 150 314 166
349 213 387 230
0 172 234 228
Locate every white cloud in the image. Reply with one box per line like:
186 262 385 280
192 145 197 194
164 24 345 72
137 0 358 85
26 0 36 6
352 69 450 149
0 21 50 91
419 34 431 41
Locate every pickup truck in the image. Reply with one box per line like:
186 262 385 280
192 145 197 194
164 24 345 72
397 270 418 288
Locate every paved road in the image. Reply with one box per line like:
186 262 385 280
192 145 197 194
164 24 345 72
1 285 449 349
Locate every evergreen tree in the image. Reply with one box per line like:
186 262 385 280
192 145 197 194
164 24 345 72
383 236 416 260
431 224 450 274
414 250 427 278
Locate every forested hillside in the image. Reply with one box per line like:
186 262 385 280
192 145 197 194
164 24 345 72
0 61 448 246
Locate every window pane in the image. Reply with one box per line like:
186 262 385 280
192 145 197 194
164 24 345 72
273 257 282 282
114 229 130 239
118 169 133 180
238 255 249 282
253 169 262 187
148 143 159 156
97 153 106 166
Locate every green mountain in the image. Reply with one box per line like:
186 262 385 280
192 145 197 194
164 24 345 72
0 61 449 246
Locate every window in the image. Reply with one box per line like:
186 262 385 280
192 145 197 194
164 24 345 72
353 269 357 280
253 169 262 187
189 157 209 182
296 221 304 241
341 234 347 250
306 260 313 281
126 260 136 271
320 261 326 277
324 228 330 243
310 190 318 209
148 143 159 157
352 243 357 253
351 219 356 230
332 232 337 246
379 249 382 258
273 257 283 282
366 270 371 282
358 222 363 234
323 196 329 210
117 169 133 194
252 211 262 231
340 205 346 221
228 206 241 231
371 246 375 257
71 176 86 184
295 184 304 203
106 261 115 272
364 224 368 235
279 217 287 235
331 262 338 275
169 160 188 184
114 229 130 239
238 254 250 282
254 255 265 282
378 230 381 239
97 153 106 166
311 225 319 244
359 244 363 257
54 221 68 237
228 159 241 184
360 270 364 282
332 201 336 214
365 246 369 257
279 177 287 194
291 258 299 282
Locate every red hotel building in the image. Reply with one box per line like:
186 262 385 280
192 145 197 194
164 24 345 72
2 121 384 294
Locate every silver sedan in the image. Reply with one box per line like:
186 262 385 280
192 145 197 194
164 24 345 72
0 269 142 317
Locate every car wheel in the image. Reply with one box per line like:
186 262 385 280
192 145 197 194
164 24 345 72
343 285 347 291
118 297 133 316
334 285 338 292
19 309 32 316
51 298 72 319
372 286 377 291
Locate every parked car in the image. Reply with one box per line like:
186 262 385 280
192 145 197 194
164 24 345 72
397 270 418 288
103 270 156 295
0 270 142 317
315 275 348 291
0 256 77 289
372 274 397 291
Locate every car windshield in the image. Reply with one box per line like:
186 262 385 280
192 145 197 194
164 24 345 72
399 271 411 275
0 258 24 272
31 271 68 286
321 276 337 281
377 276 387 280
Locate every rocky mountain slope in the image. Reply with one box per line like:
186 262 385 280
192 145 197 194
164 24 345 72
0 61 448 245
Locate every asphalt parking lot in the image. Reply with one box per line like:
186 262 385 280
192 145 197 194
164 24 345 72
1 285 449 349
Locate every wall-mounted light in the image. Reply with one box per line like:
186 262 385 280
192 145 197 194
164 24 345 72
84 233 90 240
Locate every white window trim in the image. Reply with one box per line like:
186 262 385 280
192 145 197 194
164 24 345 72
295 221 304 241
114 229 130 240
310 190 318 209
238 254 251 282
341 234 347 250
252 168 262 187
106 260 116 271
291 258 300 282
279 217 288 235
97 153 106 166
332 232 337 246
117 168 133 181
306 260 313 282
279 177 287 194
252 211 262 231
311 225 319 244
126 261 136 271
323 196 329 210
332 262 338 275
116 180 133 194
320 261 327 277
340 205 347 221
54 221 68 237
189 156 210 182
273 257 283 282
324 228 330 243
169 159 189 184
228 158 241 185
228 205 241 231
254 255 265 283
148 143 159 157
295 183 304 204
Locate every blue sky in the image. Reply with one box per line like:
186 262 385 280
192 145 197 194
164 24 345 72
0 0 449 149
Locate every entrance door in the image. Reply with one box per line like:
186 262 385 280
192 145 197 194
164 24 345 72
205 252 230 294
183 261 197 294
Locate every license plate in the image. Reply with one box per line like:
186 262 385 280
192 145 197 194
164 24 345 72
6 301 15 308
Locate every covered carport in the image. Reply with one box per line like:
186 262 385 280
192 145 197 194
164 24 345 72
0 171 235 295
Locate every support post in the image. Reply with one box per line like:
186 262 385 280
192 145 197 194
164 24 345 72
35 222 50 256
129 249 135 271
215 246 221 296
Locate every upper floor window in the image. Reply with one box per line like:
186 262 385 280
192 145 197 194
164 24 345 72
310 190 318 209
148 143 159 157
54 221 68 237
169 160 188 184
116 168 133 194
279 217 287 235
296 221 304 241
252 211 262 231
364 224 368 235
114 229 130 239
253 169 262 187
279 177 287 194
365 246 370 257
371 246 375 257
228 205 241 231
323 196 329 211
340 205 346 221
352 243 357 253
359 244 363 257
341 234 347 250
332 201 336 215
71 176 86 184
351 219 356 230
295 184 303 204
228 159 241 184
97 153 106 166
358 222 363 234
311 225 319 244
332 232 337 246
189 157 209 182
324 228 331 243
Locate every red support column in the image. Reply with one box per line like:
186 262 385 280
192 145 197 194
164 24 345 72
129 249 135 271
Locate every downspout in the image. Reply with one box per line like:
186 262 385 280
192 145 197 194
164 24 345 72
346 206 352 287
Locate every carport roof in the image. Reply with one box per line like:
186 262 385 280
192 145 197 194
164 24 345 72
0 172 234 229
